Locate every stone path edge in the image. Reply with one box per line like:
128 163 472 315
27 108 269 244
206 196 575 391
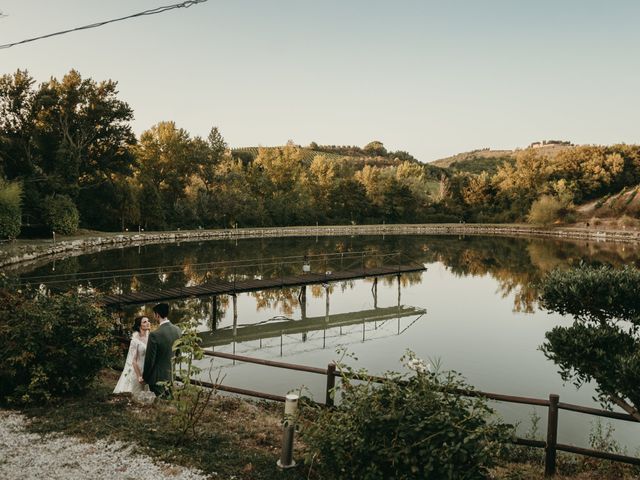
1 223 638 271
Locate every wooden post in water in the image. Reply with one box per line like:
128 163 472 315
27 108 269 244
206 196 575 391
545 394 560 477
397 274 401 334
372 277 378 310
232 294 238 337
210 295 217 331
300 286 307 321
324 284 330 323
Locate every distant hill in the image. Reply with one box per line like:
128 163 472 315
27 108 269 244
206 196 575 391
231 145 436 170
430 143 575 175
232 146 347 163
231 145 445 197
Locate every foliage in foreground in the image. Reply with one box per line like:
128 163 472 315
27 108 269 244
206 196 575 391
539 264 640 420
301 352 511 479
0 282 116 404
164 317 219 445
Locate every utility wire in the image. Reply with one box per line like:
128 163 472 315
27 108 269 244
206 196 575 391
0 0 208 50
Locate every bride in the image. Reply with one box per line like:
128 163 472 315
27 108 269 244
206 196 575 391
113 316 150 394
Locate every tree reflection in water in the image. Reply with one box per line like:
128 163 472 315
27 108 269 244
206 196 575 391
14 234 640 317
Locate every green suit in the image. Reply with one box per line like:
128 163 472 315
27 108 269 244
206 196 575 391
143 321 181 396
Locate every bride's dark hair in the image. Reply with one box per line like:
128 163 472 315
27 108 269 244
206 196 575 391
132 316 145 333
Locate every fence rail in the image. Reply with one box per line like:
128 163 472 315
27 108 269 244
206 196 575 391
202 350 640 476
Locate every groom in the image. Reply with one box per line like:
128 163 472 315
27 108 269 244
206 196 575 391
143 303 181 397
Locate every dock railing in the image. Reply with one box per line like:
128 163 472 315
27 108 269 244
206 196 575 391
197 350 640 477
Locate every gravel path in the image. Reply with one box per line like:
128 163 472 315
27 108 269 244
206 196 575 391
0 411 214 480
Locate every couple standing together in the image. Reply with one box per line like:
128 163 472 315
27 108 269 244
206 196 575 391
113 303 181 397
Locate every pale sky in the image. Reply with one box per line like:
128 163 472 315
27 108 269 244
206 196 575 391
1 0 639 162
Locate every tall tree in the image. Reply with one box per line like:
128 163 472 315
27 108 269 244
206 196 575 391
135 121 195 227
38 70 135 194
0 69 136 229
0 70 40 180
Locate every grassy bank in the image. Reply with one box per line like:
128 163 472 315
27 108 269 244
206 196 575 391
19 369 306 480
11 370 638 480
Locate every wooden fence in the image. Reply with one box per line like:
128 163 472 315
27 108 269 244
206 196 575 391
195 351 640 477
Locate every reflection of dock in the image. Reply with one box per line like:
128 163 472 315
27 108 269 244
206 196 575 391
101 264 425 307
200 305 426 347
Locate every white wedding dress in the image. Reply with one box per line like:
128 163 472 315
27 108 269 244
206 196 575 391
113 332 147 394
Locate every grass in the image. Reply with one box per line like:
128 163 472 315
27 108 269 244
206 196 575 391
13 370 640 479
19 370 306 480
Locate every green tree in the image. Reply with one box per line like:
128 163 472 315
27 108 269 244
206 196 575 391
539 265 640 421
0 178 22 239
43 194 79 234
0 69 136 230
0 70 41 180
302 352 510 479
381 178 416 222
0 287 116 405
363 140 387 157
38 71 135 207
527 195 564 226
135 121 197 227
250 145 309 225
328 178 372 223
197 126 227 192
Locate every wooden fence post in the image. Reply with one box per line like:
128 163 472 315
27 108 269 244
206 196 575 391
545 394 560 477
325 363 336 407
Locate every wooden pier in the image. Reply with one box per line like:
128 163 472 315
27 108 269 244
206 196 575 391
101 263 426 307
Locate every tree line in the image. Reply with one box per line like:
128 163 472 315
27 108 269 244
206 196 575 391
2 69 640 238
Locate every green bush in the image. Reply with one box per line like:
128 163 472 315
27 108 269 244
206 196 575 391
0 179 22 239
43 194 80 235
527 195 564 226
302 352 510 479
165 318 218 445
0 284 117 405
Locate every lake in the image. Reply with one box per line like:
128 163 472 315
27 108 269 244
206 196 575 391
14 234 640 452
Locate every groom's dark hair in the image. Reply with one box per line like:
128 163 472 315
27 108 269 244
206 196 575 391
153 303 170 319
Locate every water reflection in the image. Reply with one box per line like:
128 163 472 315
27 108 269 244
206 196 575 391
15 235 640 315
8 234 640 449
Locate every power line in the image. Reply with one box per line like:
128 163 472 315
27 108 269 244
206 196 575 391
0 0 208 50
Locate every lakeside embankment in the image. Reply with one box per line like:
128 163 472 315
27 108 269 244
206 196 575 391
2 223 639 270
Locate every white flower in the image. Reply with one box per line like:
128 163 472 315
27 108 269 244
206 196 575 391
406 357 430 374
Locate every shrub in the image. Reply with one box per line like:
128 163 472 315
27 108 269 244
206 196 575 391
302 352 510 479
0 283 117 405
43 194 80 235
0 179 22 239
527 195 564 226
618 215 638 228
164 318 219 445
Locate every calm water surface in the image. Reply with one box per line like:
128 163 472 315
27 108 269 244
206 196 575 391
16 235 640 451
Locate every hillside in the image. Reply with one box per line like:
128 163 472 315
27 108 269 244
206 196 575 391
430 143 575 174
231 145 444 173
575 185 640 226
232 146 350 164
